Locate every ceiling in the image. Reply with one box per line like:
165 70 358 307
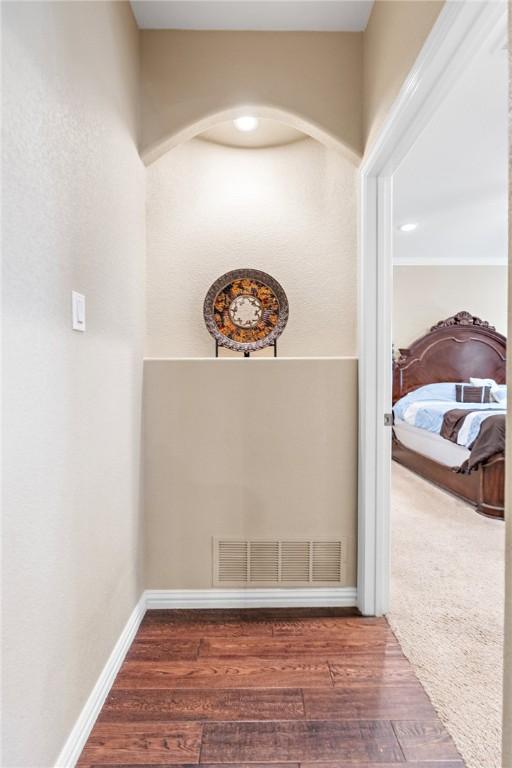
130 1 374 31
198 118 308 148
394 33 508 266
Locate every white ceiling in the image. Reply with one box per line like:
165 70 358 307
394 33 508 266
130 1 373 31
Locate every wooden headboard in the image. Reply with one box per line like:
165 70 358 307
393 311 506 404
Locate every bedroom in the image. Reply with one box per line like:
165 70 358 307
389 21 507 768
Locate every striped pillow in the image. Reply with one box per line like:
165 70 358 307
455 384 491 404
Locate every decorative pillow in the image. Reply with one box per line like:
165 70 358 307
491 384 507 404
469 377 497 388
455 384 491 404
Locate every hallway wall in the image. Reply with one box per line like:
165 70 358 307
145 137 357 358
363 0 444 147
143 358 358 590
2 2 145 765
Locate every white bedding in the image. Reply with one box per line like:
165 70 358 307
393 382 506 448
394 417 470 467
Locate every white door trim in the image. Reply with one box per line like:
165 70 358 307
358 0 507 616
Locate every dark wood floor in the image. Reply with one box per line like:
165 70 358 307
78 608 464 767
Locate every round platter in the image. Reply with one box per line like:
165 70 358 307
203 269 289 352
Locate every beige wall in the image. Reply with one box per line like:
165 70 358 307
363 0 444 148
144 359 358 589
146 137 357 358
140 30 363 162
2 2 145 766
393 265 507 350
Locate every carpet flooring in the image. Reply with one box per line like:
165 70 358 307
389 462 505 768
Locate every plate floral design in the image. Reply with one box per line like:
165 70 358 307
203 269 289 352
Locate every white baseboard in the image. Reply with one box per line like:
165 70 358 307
54 593 146 768
55 586 357 766
145 587 358 610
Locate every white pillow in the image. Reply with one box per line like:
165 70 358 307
470 377 497 388
491 384 507 404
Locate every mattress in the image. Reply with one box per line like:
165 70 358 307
394 417 470 468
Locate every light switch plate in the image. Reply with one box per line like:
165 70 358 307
72 291 86 332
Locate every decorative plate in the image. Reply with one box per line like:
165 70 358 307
203 269 289 352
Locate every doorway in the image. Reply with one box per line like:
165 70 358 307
358 3 507 766
357 0 507 615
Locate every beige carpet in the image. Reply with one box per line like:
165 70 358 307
388 462 505 768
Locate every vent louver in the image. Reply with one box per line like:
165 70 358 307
281 540 311 581
249 541 280 582
312 541 342 582
214 538 345 586
217 540 248 583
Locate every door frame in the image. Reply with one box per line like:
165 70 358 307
357 0 507 617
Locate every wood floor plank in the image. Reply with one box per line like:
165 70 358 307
392 721 462 762
126 638 200 662
89 764 299 767
114 659 333 689
142 609 243 623
142 608 359 623
329 658 419 687
300 762 464 767
139 611 382 639
272 619 394 636
303 686 437 721
77 722 202 766
99 688 305 722
200 720 404 763
233 607 360 620
137 621 274 638
200 637 401 659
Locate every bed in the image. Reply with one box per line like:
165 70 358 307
392 311 506 519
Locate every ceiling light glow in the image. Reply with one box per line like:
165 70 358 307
399 223 418 232
234 116 259 132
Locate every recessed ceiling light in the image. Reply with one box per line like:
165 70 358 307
399 223 418 232
234 116 259 132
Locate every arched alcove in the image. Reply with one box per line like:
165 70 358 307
139 29 363 163
142 97 359 597
144 108 358 359
142 105 361 166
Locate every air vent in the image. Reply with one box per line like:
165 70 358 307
281 540 311 581
312 541 342 582
214 538 345 586
249 541 279 582
217 540 248 583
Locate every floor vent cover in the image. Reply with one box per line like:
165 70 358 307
214 538 345 586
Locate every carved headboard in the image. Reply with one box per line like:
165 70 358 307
393 311 506 403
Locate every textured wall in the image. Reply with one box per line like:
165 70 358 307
140 30 363 162
393 265 508 349
363 0 444 148
144 359 358 589
146 137 357 358
2 2 145 765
